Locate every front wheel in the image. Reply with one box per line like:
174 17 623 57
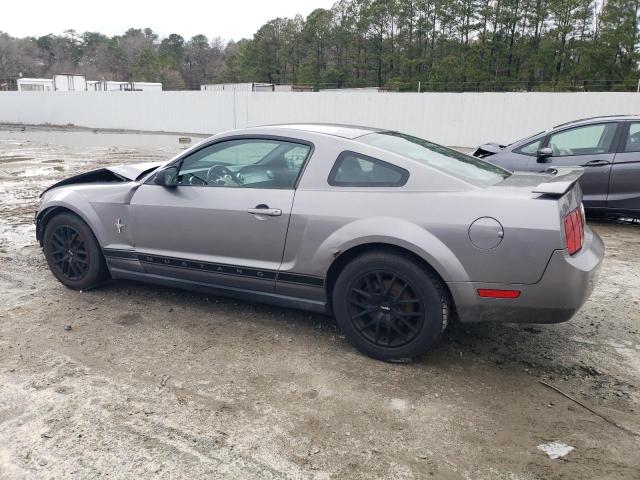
332 251 450 362
42 212 109 290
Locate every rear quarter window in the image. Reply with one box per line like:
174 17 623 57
328 151 409 187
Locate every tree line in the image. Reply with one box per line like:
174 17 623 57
1 0 639 92
0 28 227 90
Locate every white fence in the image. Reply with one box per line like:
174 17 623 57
1 91 639 147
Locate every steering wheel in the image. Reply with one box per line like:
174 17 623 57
550 143 572 156
205 165 243 185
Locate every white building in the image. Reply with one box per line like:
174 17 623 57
201 82 285 92
87 81 162 92
17 78 54 92
128 82 162 92
18 74 86 92
319 87 383 93
87 80 123 91
53 74 87 92
17 76 162 92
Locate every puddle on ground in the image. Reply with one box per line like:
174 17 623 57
0 127 192 251
0 155 35 163
16 166 66 177
0 219 34 249
0 126 207 149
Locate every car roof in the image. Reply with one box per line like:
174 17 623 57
553 115 640 128
247 123 383 139
507 114 638 149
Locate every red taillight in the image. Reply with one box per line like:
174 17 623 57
563 207 584 256
477 289 521 298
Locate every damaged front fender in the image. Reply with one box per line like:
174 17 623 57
473 143 505 158
35 197 104 248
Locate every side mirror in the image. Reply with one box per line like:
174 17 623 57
153 166 179 187
536 147 553 162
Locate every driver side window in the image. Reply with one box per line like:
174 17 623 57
547 123 617 156
516 139 542 156
177 138 311 189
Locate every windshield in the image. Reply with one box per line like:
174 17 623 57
359 132 510 187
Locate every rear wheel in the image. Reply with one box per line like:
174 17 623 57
43 212 109 290
332 250 450 361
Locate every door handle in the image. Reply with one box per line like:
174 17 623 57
583 159 610 167
247 206 282 216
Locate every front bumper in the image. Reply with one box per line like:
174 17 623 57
448 226 604 324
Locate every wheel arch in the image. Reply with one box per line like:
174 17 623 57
324 242 456 313
36 201 105 248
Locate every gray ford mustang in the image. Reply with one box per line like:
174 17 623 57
36 124 604 361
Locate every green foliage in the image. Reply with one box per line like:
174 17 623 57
131 48 160 81
1 28 227 89
1 0 638 91
231 0 639 90
158 34 185 69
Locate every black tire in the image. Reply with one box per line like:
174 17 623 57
332 250 450 362
42 212 109 290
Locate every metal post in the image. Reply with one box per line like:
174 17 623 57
637 78 640 93
418 81 421 93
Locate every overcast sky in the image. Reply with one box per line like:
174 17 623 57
1 0 336 41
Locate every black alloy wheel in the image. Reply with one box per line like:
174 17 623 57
348 271 424 348
43 212 109 290
333 250 450 362
49 225 90 280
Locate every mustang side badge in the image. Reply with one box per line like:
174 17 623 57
114 218 125 234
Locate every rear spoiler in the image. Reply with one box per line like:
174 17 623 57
532 168 584 196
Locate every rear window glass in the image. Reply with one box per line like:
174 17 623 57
359 132 509 187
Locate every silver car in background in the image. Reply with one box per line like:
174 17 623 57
474 115 640 216
36 124 604 361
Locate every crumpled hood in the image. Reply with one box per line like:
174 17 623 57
106 161 163 180
473 142 506 158
40 161 162 196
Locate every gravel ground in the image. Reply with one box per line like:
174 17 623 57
0 126 639 479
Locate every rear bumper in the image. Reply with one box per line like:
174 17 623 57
448 226 604 324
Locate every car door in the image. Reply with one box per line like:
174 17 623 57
607 121 640 212
129 137 312 293
498 136 545 172
536 122 619 207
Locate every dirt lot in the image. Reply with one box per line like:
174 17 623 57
0 126 639 479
